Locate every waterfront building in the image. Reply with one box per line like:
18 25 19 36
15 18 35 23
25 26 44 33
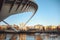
34 24 44 31
57 25 60 31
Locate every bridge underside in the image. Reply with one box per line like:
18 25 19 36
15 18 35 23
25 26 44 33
0 0 38 22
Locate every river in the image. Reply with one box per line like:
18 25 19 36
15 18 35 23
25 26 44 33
0 33 60 40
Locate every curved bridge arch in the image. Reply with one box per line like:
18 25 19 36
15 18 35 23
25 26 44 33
0 0 38 31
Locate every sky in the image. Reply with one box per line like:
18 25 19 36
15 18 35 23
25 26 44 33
0 0 60 26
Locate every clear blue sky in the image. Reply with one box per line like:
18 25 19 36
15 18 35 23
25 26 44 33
0 0 60 26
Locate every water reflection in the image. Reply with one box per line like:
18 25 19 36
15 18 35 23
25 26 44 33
0 33 60 40
19 34 26 40
34 34 42 40
0 34 6 40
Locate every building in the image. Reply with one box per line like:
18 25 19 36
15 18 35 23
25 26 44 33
34 24 44 31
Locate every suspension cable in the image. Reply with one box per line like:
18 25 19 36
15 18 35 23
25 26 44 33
2 20 19 32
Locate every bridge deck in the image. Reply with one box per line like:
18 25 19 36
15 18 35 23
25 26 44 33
0 30 60 34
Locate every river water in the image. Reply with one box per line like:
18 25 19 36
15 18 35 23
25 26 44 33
0 33 60 40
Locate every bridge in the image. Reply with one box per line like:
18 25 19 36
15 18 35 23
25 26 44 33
0 30 60 34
